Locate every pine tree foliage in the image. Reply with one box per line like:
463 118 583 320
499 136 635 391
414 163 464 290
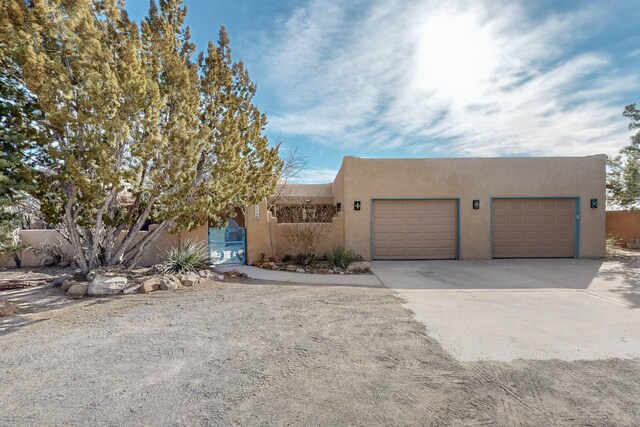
608 104 640 210
0 37 41 257
0 0 282 272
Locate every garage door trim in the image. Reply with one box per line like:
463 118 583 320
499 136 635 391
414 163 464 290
370 198 460 260
490 196 580 259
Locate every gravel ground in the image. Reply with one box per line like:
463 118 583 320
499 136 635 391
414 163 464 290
1 279 639 426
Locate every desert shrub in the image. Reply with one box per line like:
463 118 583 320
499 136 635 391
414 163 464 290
282 254 293 263
324 246 357 269
161 240 209 274
283 223 332 265
32 238 68 267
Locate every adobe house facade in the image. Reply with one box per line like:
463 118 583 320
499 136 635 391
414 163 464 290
246 155 607 262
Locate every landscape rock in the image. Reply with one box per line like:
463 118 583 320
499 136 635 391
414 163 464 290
52 275 73 287
326 269 334 274
159 275 182 290
286 265 297 272
198 270 214 279
346 261 371 274
261 262 275 270
67 283 89 299
181 278 199 287
88 276 128 296
86 267 123 281
214 274 225 281
138 278 161 294
296 268 306 273
123 284 141 295
60 279 78 292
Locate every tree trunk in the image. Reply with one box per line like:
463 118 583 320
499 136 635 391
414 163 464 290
12 252 21 269
123 220 172 268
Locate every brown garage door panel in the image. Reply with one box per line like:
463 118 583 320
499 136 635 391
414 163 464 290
492 198 576 258
373 200 458 260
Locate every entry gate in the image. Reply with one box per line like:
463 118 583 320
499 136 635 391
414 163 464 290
208 219 246 266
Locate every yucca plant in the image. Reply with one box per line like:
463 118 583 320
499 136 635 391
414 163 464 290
324 246 357 269
161 240 210 274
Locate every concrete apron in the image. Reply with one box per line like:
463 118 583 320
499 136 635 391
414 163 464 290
371 258 640 362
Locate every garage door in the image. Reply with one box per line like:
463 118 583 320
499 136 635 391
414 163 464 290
372 199 458 260
492 198 576 258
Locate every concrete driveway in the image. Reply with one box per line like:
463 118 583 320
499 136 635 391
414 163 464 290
371 258 640 362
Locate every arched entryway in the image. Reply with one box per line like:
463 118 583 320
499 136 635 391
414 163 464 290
208 217 246 265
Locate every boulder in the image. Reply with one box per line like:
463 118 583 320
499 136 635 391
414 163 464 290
326 269 334 274
88 276 128 296
214 274 225 281
181 278 198 287
159 275 182 290
67 283 89 299
346 261 371 274
286 264 297 272
60 279 77 292
296 268 306 273
132 276 152 284
261 262 275 270
123 284 141 295
138 278 161 294
52 275 73 287
198 270 214 279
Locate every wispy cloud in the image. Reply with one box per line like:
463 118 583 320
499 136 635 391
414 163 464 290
262 0 638 157
296 168 338 184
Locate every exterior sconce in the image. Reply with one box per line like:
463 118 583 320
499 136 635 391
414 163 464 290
590 199 598 209
336 202 341 212
354 201 361 211
472 200 480 209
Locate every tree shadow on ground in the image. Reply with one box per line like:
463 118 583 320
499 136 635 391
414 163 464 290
596 255 640 309
0 284 116 336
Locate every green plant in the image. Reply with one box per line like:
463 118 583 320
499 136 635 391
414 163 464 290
324 246 357 269
3 2 282 274
161 240 210 274
282 254 293 263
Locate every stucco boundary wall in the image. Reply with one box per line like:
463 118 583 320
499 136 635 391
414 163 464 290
245 201 345 263
269 212 343 259
606 211 640 245
0 224 208 268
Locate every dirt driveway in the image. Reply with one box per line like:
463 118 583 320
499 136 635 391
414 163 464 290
1 279 639 425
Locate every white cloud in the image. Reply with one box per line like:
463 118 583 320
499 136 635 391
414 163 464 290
295 168 338 184
262 0 638 157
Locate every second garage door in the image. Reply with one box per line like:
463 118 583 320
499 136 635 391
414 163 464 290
492 198 576 258
372 199 458 260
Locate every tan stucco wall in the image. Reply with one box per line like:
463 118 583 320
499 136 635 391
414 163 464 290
269 213 343 258
606 211 640 244
0 224 209 268
246 200 273 262
338 155 606 260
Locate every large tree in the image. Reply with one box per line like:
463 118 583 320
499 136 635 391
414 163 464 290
608 104 640 209
0 39 41 264
1 0 282 273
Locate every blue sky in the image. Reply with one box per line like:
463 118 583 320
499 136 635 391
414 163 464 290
125 0 640 183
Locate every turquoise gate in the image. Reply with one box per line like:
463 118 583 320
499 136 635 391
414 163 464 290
208 219 246 266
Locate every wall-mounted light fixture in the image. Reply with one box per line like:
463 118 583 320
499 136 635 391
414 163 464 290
354 201 361 211
590 199 598 209
336 202 341 212
472 200 480 210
